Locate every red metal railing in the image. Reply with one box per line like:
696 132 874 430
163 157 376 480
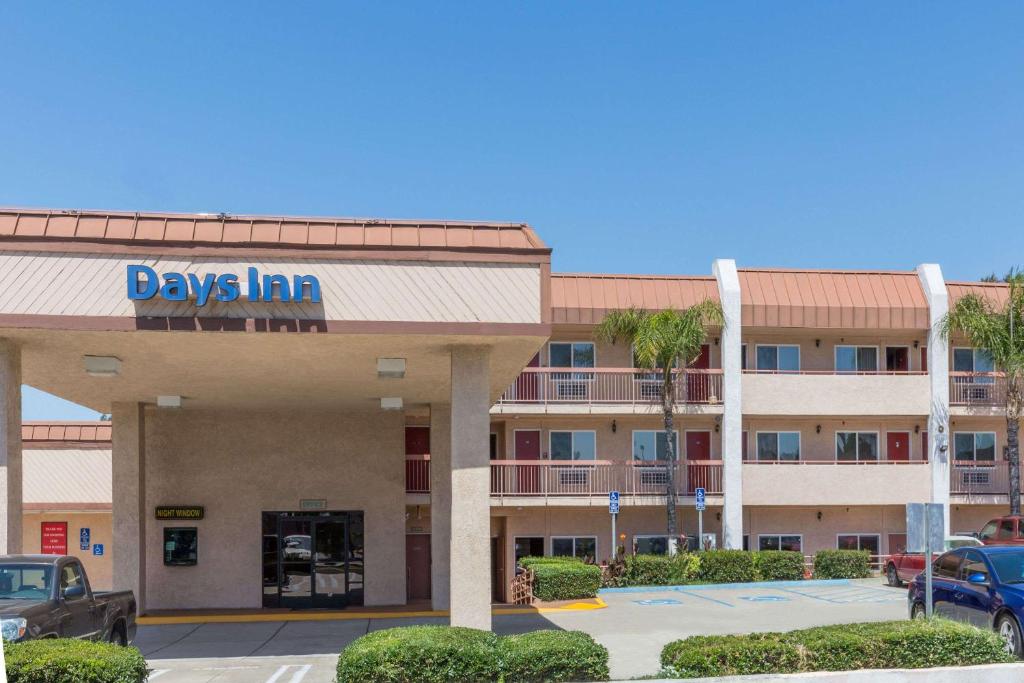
950 460 1009 496
405 456 430 493
489 460 723 498
497 368 724 406
950 372 1007 407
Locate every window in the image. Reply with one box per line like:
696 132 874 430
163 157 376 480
953 347 995 374
59 564 85 600
835 346 878 372
635 535 669 555
0 565 52 601
164 527 198 566
756 432 801 461
515 537 545 563
837 534 880 555
550 431 596 460
758 535 802 552
933 552 963 579
954 432 996 462
741 344 747 370
836 432 879 461
756 345 800 372
632 430 679 462
979 521 998 542
549 342 595 369
959 550 989 583
552 537 597 561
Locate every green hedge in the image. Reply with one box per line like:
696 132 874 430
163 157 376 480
618 553 700 586
520 556 601 601
695 549 755 583
660 620 1012 678
497 630 609 682
5 639 148 683
336 626 609 683
813 549 871 579
753 551 805 581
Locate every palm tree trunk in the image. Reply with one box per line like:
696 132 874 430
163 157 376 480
663 371 678 555
1008 377 1022 516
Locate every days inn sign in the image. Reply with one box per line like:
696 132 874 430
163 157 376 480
127 265 321 306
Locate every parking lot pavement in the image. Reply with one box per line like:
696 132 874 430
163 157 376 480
136 579 909 681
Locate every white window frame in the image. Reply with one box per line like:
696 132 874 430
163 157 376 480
634 534 670 555
550 536 598 560
757 534 803 552
754 431 802 462
952 431 998 462
548 430 597 461
548 341 596 368
754 344 801 372
835 430 881 462
513 536 546 561
834 345 880 373
883 345 912 372
683 429 714 460
836 533 882 554
631 429 680 462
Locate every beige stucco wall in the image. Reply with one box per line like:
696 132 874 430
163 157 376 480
741 417 930 461
745 505 908 555
743 463 931 507
22 512 113 590
743 373 930 416
141 409 405 610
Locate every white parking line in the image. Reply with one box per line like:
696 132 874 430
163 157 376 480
266 664 313 683
148 671 170 680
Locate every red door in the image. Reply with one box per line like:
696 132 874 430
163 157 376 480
685 431 712 493
405 427 430 493
887 432 910 461
405 534 431 601
514 430 541 493
920 346 928 373
686 345 711 402
922 432 928 462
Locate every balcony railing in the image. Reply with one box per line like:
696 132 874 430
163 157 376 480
489 460 723 498
950 372 1007 407
950 460 1009 496
497 368 724 406
405 456 430 493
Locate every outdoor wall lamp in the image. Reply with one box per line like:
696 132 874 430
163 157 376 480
714 337 720 346
157 395 182 409
913 340 920 349
817 511 823 521
377 358 406 379
611 419 617 433
815 424 821 434
914 425 920 434
716 513 721 521
84 355 121 377
815 339 820 347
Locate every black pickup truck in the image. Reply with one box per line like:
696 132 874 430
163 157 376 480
0 555 136 644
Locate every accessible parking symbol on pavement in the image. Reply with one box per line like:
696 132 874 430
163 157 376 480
633 598 683 606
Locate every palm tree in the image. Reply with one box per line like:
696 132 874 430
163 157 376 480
941 271 1024 515
595 301 724 553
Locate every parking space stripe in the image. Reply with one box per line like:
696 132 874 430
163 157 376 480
288 664 312 682
266 665 292 683
148 671 169 680
265 664 313 683
673 589 733 607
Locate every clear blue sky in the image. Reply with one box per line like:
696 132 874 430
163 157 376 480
3 2 1022 419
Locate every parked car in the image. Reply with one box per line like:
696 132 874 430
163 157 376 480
885 536 982 586
908 546 1024 656
978 516 1024 545
0 555 136 644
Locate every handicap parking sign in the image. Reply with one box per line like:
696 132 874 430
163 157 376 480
79 528 90 550
695 487 706 511
609 490 620 514
92 544 104 556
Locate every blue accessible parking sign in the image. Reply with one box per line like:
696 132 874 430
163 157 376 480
92 544 104 556
80 527 90 550
608 490 620 514
695 487 706 511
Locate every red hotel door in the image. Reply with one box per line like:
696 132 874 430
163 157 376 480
685 431 711 494
887 432 910 461
514 430 541 493
686 345 711 402
405 534 431 601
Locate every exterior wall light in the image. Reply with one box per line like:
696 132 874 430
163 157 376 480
611 419 617 433
157 395 182 408
377 358 406 379
84 355 121 377
380 397 403 410
817 511 823 521
815 424 821 434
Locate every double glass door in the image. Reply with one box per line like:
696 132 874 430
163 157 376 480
262 511 364 609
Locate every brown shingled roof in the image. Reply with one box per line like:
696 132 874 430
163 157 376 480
739 268 930 329
0 208 547 253
551 273 719 324
22 421 112 446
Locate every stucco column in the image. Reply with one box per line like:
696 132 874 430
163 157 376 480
112 403 146 612
429 404 452 611
714 259 743 549
0 340 23 554
918 263 951 536
449 346 491 630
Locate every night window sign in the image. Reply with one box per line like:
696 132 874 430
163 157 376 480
164 528 198 566
127 265 321 306
155 506 205 521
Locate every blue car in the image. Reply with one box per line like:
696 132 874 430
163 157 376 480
909 545 1024 656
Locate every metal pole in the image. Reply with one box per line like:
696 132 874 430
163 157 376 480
611 512 617 562
698 509 704 551
924 511 933 618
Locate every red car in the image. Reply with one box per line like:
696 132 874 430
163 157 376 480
978 516 1024 545
885 536 981 586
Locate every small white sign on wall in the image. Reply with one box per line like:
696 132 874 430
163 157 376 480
300 499 327 511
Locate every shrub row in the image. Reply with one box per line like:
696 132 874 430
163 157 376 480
336 626 609 683
660 619 1012 678
609 549 805 587
519 556 602 601
5 639 148 683
813 549 871 579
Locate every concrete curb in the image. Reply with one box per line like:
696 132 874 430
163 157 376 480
600 579 852 594
630 662 1024 682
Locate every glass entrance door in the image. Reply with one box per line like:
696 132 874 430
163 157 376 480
262 511 364 609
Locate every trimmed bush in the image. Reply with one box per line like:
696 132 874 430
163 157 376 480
695 549 755 583
659 620 1013 678
530 561 602 601
813 549 871 579
337 626 611 683
498 630 609 682
336 626 499 683
5 639 148 683
619 553 700 586
753 550 805 581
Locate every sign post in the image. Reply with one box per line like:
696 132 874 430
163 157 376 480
609 491 620 561
906 502 944 618
695 487 706 551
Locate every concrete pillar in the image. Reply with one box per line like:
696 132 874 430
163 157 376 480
917 263 951 536
714 259 744 550
112 403 146 612
0 340 22 554
448 346 491 630
429 404 452 611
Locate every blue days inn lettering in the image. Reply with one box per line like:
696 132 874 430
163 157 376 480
127 265 321 306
